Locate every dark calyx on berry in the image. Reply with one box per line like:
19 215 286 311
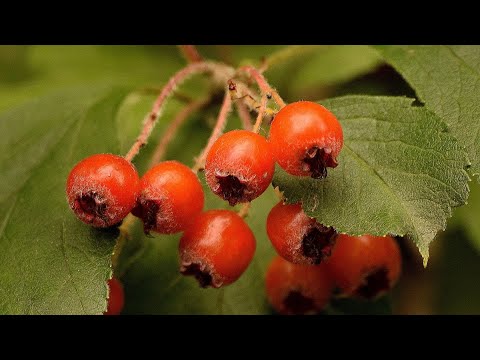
132 199 159 234
75 191 107 221
303 146 338 179
216 174 250 206
181 263 213 288
283 291 316 314
301 225 337 264
354 267 389 299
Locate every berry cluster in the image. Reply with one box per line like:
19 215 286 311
266 234 402 315
65 59 401 315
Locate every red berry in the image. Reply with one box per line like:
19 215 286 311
326 234 402 300
269 101 343 179
265 256 333 315
266 201 337 265
205 130 275 206
132 161 204 234
104 278 124 315
179 209 256 288
66 154 140 228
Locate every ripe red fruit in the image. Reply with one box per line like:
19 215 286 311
104 278 125 315
268 101 343 179
205 130 275 206
131 161 204 234
265 256 333 315
326 234 402 300
66 154 140 228
179 209 256 288
266 201 337 265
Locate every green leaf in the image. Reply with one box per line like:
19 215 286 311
0 45 185 112
263 45 382 101
0 45 32 82
373 45 480 180
287 45 382 91
0 84 133 314
273 96 469 265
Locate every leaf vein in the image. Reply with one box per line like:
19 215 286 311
60 220 86 314
343 143 420 241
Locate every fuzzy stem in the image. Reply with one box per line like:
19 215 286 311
192 90 232 173
135 87 195 103
149 97 210 167
239 65 286 108
235 101 253 131
237 202 251 218
274 186 284 201
124 61 233 162
178 45 203 63
259 45 325 72
111 214 136 272
252 95 267 133
228 79 276 120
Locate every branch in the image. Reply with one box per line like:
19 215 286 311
238 65 286 108
192 90 232 173
125 61 233 162
252 95 268 133
178 45 203 63
149 97 210 167
235 101 253 131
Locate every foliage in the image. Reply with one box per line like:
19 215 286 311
0 45 478 314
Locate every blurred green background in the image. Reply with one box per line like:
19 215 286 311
1 45 479 314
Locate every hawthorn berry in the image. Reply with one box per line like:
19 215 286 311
205 130 275 206
104 278 124 315
325 234 402 300
132 161 204 234
266 201 337 265
268 101 343 179
66 154 140 228
179 209 256 288
265 256 333 315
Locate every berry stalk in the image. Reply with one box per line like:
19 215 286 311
125 61 234 162
228 79 276 120
178 45 203 63
149 97 211 167
252 95 268 134
235 101 253 131
239 65 286 108
237 202 251 218
192 90 232 173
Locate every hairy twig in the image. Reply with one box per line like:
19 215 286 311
178 45 203 63
125 61 234 162
192 90 232 173
235 101 253 131
149 97 211 167
239 65 286 108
